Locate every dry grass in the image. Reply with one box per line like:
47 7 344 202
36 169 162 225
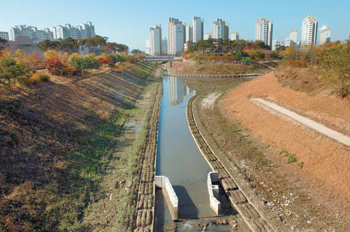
26 73 51 85
0 61 158 231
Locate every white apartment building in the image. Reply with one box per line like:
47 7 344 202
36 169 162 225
8 25 53 42
231 32 239 41
256 18 273 47
285 30 297 47
149 24 162 55
51 21 95 40
145 40 150 54
7 21 95 43
184 23 193 43
193 16 204 43
162 38 167 55
204 33 212 40
211 18 229 40
168 18 184 55
320 25 331 45
0 32 9 40
301 14 318 46
272 39 284 51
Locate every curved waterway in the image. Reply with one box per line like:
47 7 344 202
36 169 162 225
155 75 214 230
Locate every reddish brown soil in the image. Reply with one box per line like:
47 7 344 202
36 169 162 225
220 72 350 216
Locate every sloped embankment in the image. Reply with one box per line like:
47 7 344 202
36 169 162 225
0 62 158 231
220 72 350 214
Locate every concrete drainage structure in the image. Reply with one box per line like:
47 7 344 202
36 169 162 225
207 171 221 215
155 175 179 221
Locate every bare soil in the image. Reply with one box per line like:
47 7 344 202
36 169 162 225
215 72 350 230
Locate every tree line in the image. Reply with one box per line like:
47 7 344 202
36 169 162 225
37 36 129 54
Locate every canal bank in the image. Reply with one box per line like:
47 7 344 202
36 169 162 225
187 95 275 232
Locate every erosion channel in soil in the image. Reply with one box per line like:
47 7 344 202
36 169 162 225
155 74 216 231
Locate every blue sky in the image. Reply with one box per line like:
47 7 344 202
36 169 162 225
1 0 349 50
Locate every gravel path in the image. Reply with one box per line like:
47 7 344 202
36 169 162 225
251 98 350 147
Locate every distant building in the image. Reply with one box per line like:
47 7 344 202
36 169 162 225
320 25 331 45
272 39 284 51
285 30 297 47
149 24 162 55
230 32 239 41
145 40 150 54
211 18 229 40
168 17 184 55
8 21 95 43
184 41 193 52
204 33 212 40
301 14 318 46
184 23 193 43
51 21 95 40
8 25 53 42
256 17 273 47
192 16 204 43
162 38 167 55
0 31 8 40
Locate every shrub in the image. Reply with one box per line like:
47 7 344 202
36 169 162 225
108 54 118 64
98 57 111 65
26 73 50 85
46 57 65 75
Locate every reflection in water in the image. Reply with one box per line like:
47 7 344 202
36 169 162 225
156 76 213 230
168 76 196 106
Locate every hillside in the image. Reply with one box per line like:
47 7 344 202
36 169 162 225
0 62 159 231
219 72 350 220
169 60 277 76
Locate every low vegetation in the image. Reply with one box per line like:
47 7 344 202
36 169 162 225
281 41 350 98
184 39 281 63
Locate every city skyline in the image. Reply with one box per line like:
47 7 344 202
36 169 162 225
1 0 350 50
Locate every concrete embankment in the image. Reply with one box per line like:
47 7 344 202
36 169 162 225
133 82 162 232
186 95 275 232
155 176 179 221
207 172 221 215
169 72 259 79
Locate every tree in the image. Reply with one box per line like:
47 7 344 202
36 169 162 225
319 42 350 98
38 40 60 51
131 49 143 54
44 50 58 60
283 46 298 61
25 53 43 71
0 57 29 84
60 37 78 53
0 38 8 50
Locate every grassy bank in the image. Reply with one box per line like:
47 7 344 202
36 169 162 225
0 61 159 231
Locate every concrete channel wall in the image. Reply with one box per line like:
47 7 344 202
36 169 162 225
169 72 259 79
155 176 179 221
207 171 221 215
186 95 276 232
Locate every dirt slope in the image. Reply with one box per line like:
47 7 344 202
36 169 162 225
0 62 157 231
219 72 350 215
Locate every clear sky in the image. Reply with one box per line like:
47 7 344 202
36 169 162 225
1 0 349 50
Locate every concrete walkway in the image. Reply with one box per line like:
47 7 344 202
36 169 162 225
251 98 350 147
